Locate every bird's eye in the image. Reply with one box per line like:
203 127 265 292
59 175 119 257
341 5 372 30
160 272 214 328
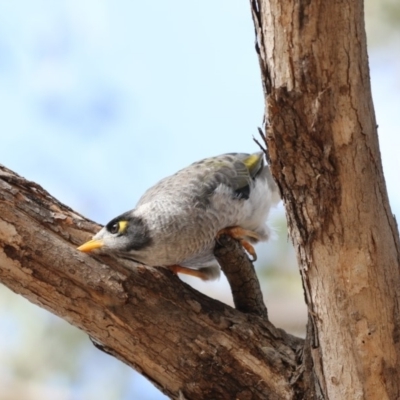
106 220 128 235
109 222 119 234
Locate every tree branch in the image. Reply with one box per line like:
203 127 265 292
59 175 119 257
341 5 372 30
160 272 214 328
0 165 308 399
214 234 268 318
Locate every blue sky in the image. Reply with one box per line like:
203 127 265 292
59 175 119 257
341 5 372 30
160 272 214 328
0 0 267 225
0 1 398 222
0 1 398 399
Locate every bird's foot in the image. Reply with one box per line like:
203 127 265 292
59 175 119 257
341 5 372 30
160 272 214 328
216 226 260 261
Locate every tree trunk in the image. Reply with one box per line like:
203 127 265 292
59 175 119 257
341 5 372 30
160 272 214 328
0 1 399 399
251 0 400 398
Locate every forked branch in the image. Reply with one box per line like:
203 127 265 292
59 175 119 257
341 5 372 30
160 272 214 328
0 165 308 399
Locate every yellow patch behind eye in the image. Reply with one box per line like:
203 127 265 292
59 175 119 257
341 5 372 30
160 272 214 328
118 220 128 233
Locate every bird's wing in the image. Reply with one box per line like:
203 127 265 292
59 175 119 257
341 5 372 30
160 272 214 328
137 152 265 207
198 152 265 200
223 152 265 194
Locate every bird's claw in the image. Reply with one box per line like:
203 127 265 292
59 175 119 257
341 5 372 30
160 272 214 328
216 226 259 262
239 239 257 262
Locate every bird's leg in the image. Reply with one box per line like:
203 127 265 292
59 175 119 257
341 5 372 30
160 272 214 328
216 226 260 261
168 265 212 280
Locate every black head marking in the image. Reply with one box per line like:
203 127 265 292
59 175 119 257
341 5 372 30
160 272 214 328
124 215 153 251
105 211 153 251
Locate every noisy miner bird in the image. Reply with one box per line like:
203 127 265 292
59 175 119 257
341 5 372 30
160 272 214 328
77 152 280 281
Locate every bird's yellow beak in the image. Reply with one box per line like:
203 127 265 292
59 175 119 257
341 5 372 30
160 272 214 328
77 239 104 253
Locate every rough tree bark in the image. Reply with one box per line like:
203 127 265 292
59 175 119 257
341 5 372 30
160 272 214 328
0 1 399 400
0 166 306 399
251 0 400 398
